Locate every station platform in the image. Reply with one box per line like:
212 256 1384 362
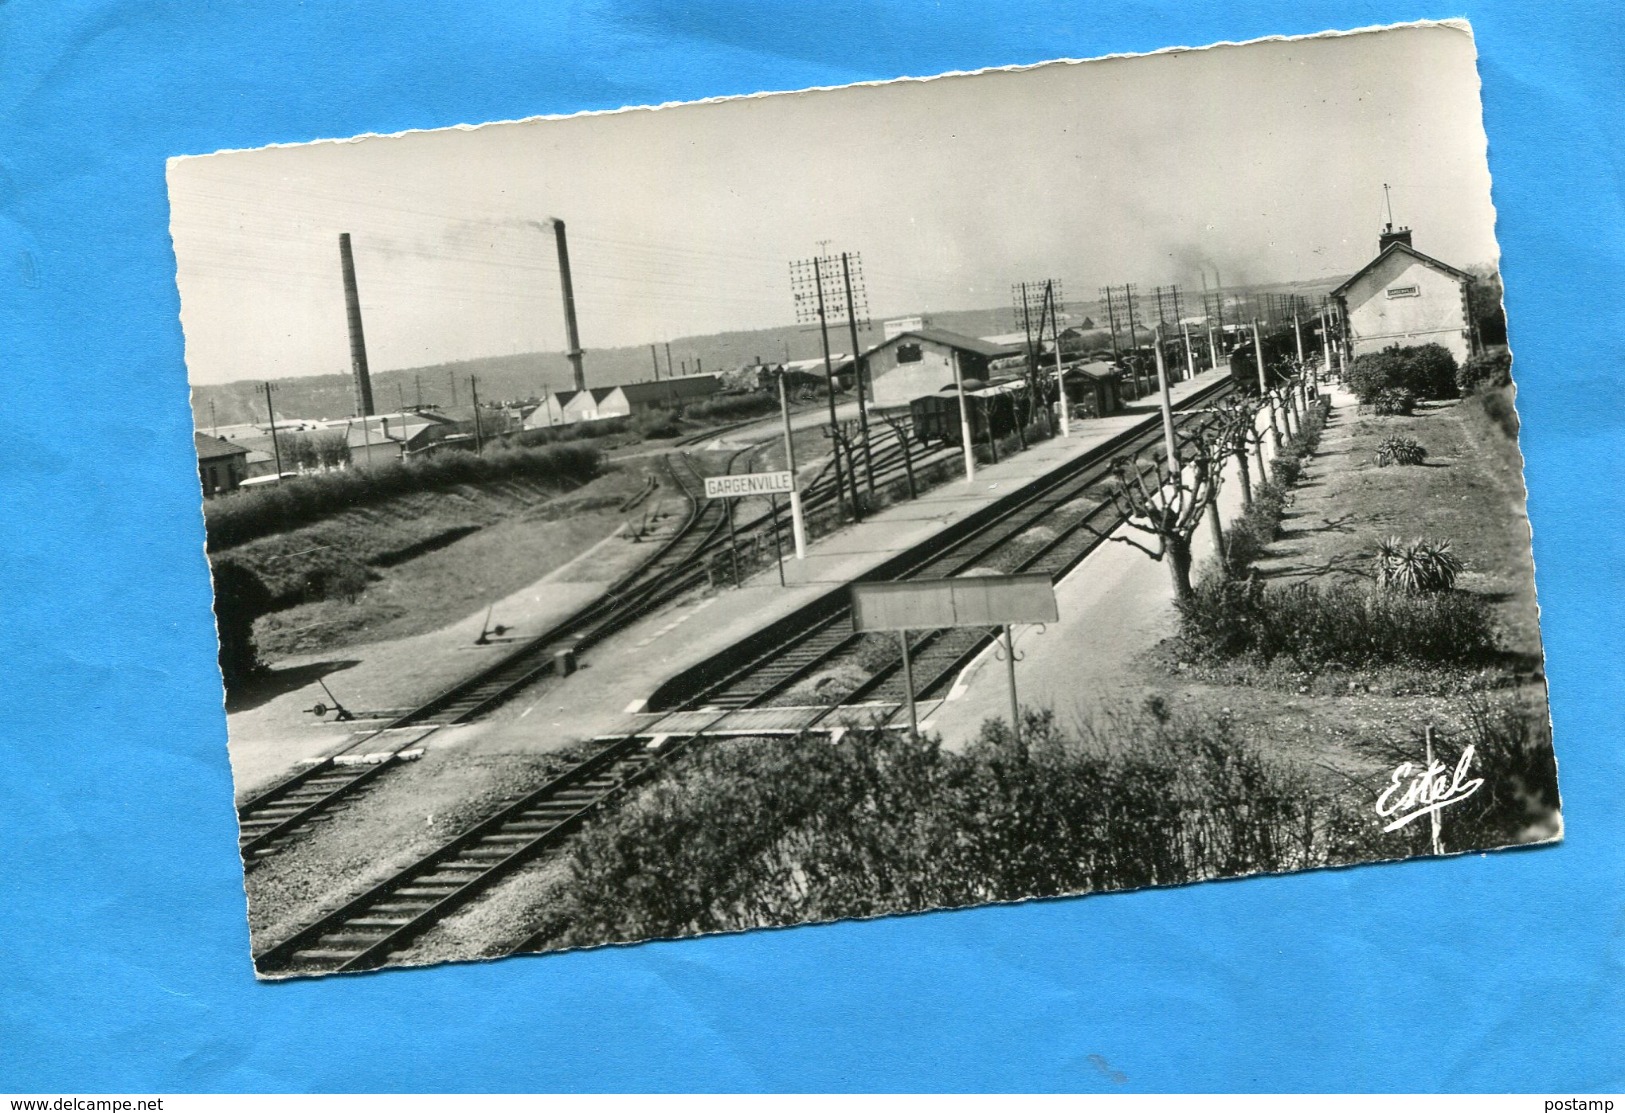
454 368 1232 760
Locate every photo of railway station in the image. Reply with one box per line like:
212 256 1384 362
168 21 1559 978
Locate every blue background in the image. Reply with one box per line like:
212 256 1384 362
2 0 1621 1093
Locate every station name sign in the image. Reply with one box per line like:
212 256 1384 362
704 471 795 499
850 573 1059 631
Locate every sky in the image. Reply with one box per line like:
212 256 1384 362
168 21 1501 386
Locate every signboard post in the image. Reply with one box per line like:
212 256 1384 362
706 471 796 588
778 372 807 560
850 573 1059 741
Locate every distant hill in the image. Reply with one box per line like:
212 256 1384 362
189 279 1350 428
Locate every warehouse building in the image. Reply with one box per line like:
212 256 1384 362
863 329 1021 410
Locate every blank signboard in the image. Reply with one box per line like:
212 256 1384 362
850 573 1059 631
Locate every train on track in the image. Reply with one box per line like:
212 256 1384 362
1227 319 1323 393
908 375 1056 448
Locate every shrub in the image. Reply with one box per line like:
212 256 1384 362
632 410 681 439
1224 481 1289 574
1346 349 1405 404
1371 387 1416 416
537 709 1382 949
1348 344 1459 403
1471 385 1520 438
1457 349 1512 394
204 442 601 550
1178 578 1495 668
209 557 274 691
1177 575 1268 659
1269 452 1303 487
511 417 632 448
683 392 781 423
1373 536 1464 594
1376 436 1427 467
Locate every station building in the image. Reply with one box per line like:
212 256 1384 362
1330 226 1477 365
863 328 1021 410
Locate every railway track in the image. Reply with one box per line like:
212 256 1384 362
235 449 745 866
650 379 1235 716
237 418 930 867
251 729 697 976
253 381 1231 975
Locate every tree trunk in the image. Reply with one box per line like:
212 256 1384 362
1168 535 1194 602
1234 447 1253 507
1207 501 1226 571
899 428 917 499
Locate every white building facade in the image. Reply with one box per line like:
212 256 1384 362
1331 234 1476 365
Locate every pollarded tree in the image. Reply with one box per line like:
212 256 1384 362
1212 395 1266 509
1107 429 1222 602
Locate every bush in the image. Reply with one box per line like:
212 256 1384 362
1457 349 1512 394
1470 385 1520 438
1373 536 1464 594
1178 578 1496 668
1348 343 1459 403
682 392 781 423
511 418 631 448
632 410 681 439
1224 481 1289 574
1376 436 1428 467
1268 452 1303 487
204 442 601 550
537 709 1383 949
210 558 273 691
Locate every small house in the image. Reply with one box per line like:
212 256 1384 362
1330 227 1476 365
195 432 249 497
1062 362 1124 418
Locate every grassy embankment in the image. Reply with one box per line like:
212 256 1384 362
205 444 686 667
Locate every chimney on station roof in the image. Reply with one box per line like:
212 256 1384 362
1379 223 1413 253
1378 182 1413 253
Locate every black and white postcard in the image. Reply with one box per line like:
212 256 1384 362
168 20 1560 978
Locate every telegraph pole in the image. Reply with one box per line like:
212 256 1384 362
263 382 283 480
650 344 661 382
665 342 674 379
469 376 484 454
1050 280 1070 437
1124 283 1142 395
840 251 875 500
1101 286 1122 361
1153 326 1179 471
805 257 850 521
1017 281 1036 375
952 349 975 483
1254 318 1282 450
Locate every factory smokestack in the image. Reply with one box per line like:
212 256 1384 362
338 233 375 417
550 218 586 392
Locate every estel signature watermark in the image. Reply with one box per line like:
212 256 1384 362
1376 740 1484 842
